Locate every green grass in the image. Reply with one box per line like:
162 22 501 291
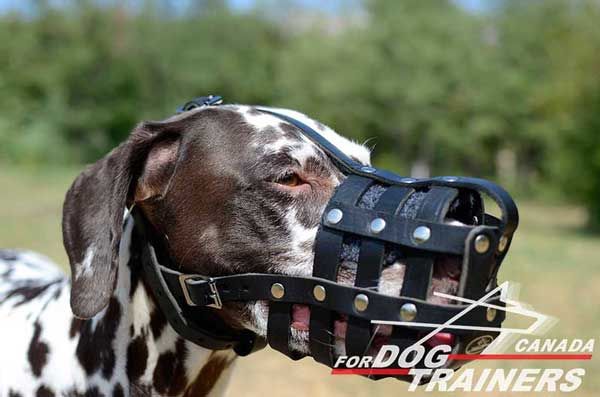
1 164 598 396
0 165 79 265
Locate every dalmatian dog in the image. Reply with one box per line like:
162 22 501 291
0 105 462 397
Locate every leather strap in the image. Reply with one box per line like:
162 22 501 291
257 109 518 236
167 269 506 331
321 202 489 255
345 185 413 357
309 175 373 365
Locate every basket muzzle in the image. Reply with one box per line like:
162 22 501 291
136 98 519 383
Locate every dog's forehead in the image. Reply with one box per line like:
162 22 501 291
228 105 371 166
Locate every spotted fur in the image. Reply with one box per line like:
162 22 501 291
0 105 373 396
0 216 235 397
1 105 461 395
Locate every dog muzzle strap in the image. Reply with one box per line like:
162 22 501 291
137 97 519 383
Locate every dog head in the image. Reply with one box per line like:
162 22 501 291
63 105 461 356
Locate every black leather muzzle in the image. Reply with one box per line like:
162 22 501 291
135 96 519 383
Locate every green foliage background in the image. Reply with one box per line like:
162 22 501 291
1 0 600 227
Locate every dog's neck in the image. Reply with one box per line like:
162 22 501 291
80 215 237 397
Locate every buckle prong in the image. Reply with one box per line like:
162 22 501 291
178 274 223 309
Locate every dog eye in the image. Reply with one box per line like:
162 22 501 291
276 173 303 187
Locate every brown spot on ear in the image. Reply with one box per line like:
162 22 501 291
126 333 149 382
153 338 188 395
28 322 49 377
36 386 55 397
183 352 235 397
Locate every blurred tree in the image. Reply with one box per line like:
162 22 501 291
0 0 284 162
276 0 482 177
538 0 600 229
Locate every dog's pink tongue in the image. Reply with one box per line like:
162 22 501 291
425 332 455 348
291 304 310 331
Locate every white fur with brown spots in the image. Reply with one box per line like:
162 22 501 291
0 105 461 397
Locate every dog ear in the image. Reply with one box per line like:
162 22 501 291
134 134 182 203
62 120 183 319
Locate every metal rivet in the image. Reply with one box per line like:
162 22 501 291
486 307 497 322
400 303 418 321
413 226 431 244
271 283 285 299
474 234 490 254
354 294 369 312
313 285 326 302
361 166 376 173
370 218 386 234
326 208 343 225
498 235 508 252
401 177 416 183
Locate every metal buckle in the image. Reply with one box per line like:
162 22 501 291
178 274 223 309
